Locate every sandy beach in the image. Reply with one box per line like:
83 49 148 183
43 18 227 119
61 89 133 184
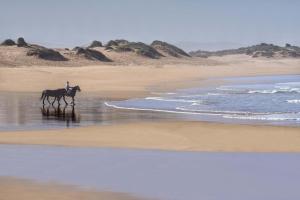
0 55 299 152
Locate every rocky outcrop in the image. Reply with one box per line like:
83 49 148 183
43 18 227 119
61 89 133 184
105 40 162 59
88 40 103 48
27 45 67 61
105 39 129 50
17 37 28 47
74 47 111 62
1 39 16 46
190 43 300 58
151 40 190 57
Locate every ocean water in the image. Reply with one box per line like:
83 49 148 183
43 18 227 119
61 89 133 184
106 75 300 126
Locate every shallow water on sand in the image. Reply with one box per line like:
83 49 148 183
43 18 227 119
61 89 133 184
0 145 300 200
106 75 300 126
0 92 178 131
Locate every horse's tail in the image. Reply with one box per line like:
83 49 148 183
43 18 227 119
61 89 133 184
40 91 45 100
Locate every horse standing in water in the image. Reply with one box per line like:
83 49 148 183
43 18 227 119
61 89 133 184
40 85 81 105
64 85 81 105
40 89 67 105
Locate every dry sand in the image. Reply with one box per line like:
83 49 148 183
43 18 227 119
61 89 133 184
0 55 299 152
0 177 147 200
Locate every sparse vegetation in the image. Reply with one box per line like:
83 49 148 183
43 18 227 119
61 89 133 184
151 40 190 57
88 40 103 48
1 39 16 46
74 47 111 62
190 43 300 58
27 45 67 61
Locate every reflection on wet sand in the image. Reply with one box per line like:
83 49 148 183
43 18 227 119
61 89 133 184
41 105 80 127
0 92 180 131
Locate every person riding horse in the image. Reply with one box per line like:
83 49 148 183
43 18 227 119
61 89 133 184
41 82 81 105
65 81 73 95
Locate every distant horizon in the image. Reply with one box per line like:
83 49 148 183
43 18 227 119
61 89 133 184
1 0 299 51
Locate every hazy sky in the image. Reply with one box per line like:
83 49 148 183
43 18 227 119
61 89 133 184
0 0 299 50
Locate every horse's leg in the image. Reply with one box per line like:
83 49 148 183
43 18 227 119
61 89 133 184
43 96 46 105
47 96 51 104
63 96 68 105
57 97 61 106
72 97 75 105
52 97 56 105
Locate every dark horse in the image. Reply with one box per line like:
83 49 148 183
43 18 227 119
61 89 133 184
40 85 81 105
64 85 81 105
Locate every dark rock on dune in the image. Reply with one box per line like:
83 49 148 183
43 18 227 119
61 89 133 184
27 45 67 61
105 40 118 48
114 45 134 52
151 40 190 57
190 43 300 58
72 46 81 51
106 40 162 59
114 39 130 46
104 46 114 51
105 39 129 49
88 40 103 48
118 42 163 59
17 37 28 47
74 47 111 62
1 39 16 46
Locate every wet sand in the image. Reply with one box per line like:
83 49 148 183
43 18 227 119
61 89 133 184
1 145 300 200
0 177 147 200
0 121 300 152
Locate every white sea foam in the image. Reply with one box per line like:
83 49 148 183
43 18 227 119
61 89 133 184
175 106 270 115
151 92 176 95
286 99 300 104
216 86 241 91
223 114 300 121
248 88 300 94
248 90 277 94
145 97 202 104
207 93 222 96
104 102 217 116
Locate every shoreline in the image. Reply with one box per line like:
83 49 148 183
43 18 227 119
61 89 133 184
0 57 300 152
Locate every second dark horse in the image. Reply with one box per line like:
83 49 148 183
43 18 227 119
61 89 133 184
40 85 81 105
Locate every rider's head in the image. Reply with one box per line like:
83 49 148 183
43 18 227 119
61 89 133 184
67 81 69 84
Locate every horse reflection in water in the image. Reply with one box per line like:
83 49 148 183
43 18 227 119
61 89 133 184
41 104 80 127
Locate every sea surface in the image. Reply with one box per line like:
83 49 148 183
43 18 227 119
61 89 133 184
106 75 300 126
0 145 299 200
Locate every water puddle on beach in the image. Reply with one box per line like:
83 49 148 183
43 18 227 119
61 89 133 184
0 145 300 200
0 92 178 131
107 75 300 126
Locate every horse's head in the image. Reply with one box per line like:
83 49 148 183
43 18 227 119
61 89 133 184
74 85 81 92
